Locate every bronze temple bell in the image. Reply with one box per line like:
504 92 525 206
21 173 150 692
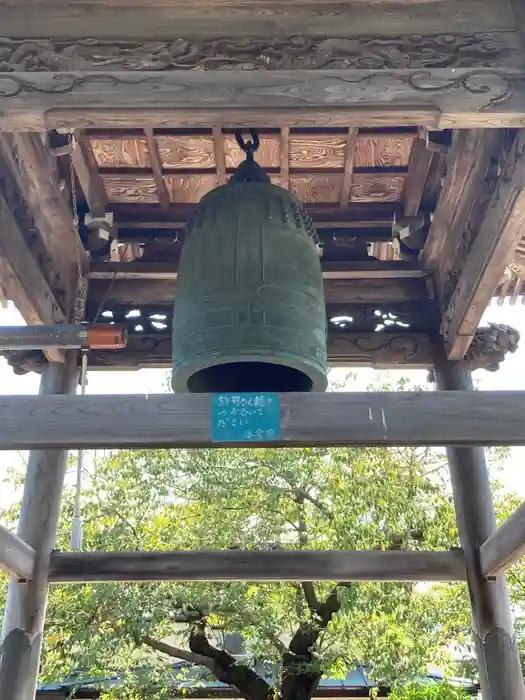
172 131 328 394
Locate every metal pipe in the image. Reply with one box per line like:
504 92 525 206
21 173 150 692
0 324 127 351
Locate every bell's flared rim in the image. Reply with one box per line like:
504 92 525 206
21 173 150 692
172 352 328 394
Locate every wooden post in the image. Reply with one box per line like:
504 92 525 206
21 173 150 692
434 359 525 700
0 359 78 700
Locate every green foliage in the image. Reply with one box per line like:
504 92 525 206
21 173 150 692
389 681 471 700
1 435 521 698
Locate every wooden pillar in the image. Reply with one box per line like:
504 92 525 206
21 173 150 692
0 358 78 700
434 359 525 700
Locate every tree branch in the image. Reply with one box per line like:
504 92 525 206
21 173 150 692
140 634 215 671
189 623 272 700
281 586 344 700
301 583 319 615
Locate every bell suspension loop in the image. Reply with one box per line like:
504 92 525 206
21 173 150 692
235 130 260 162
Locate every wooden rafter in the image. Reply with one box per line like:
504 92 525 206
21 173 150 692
402 137 433 217
442 130 525 359
0 191 66 362
280 126 290 190
70 130 107 216
212 126 227 187
144 127 170 212
0 133 87 314
421 130 499 273
339 128 358 209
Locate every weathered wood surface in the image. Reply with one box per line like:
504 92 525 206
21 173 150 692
421 130 500 270
47 549 466 584
442 129 525 359
144 128 170 211
70 131 107 217
435 360 525 699
2 391 525 450
402 138 433 217
5 133 86 305
4 108 442 133
0 0 516 40
0 190 66 356
1 68 525 133
0 525 35 580
481 501 525 577
0 361 78 700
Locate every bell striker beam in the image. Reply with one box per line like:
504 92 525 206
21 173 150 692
434 358 525 700
0 359 78 700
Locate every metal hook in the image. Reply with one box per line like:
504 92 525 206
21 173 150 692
235 130 260 159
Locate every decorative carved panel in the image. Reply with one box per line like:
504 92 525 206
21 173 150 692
0 33 522 72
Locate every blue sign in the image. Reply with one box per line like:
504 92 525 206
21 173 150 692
211 393 281 443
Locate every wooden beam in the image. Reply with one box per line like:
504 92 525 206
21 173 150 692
442 130 525 359
89 260 428 281
212 126 227 187
2 107 443 134
421 130 500 270
0 189 66 362
111 201 403 227
0 525 34 580
434 359 525 698
88 275 429 306
70 131 107 216
0 133 87 311
0 0 515 40
339 128 358 209
47 549 466 584
1 65 525 133
144 128 170 212
402 138 433 217
280 126 290 191
2 391 525 450
480 501 525 577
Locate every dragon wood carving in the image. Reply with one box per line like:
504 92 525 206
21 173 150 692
0 33 521 72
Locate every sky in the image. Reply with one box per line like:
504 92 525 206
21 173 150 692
1 298 525 510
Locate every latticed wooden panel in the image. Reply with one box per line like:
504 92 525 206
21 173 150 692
88 128 415 207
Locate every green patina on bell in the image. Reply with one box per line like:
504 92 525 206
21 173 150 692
172 131 328 394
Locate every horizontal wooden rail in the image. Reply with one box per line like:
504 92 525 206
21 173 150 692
0 524 35 580
1 391 525 450
48 549 466 584
480 501 525 577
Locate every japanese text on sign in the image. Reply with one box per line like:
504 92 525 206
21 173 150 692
211 393 281 443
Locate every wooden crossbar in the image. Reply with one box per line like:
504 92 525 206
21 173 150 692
47 549 466 584
0 524 35 579
481 501 525 577
0 391 525 450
